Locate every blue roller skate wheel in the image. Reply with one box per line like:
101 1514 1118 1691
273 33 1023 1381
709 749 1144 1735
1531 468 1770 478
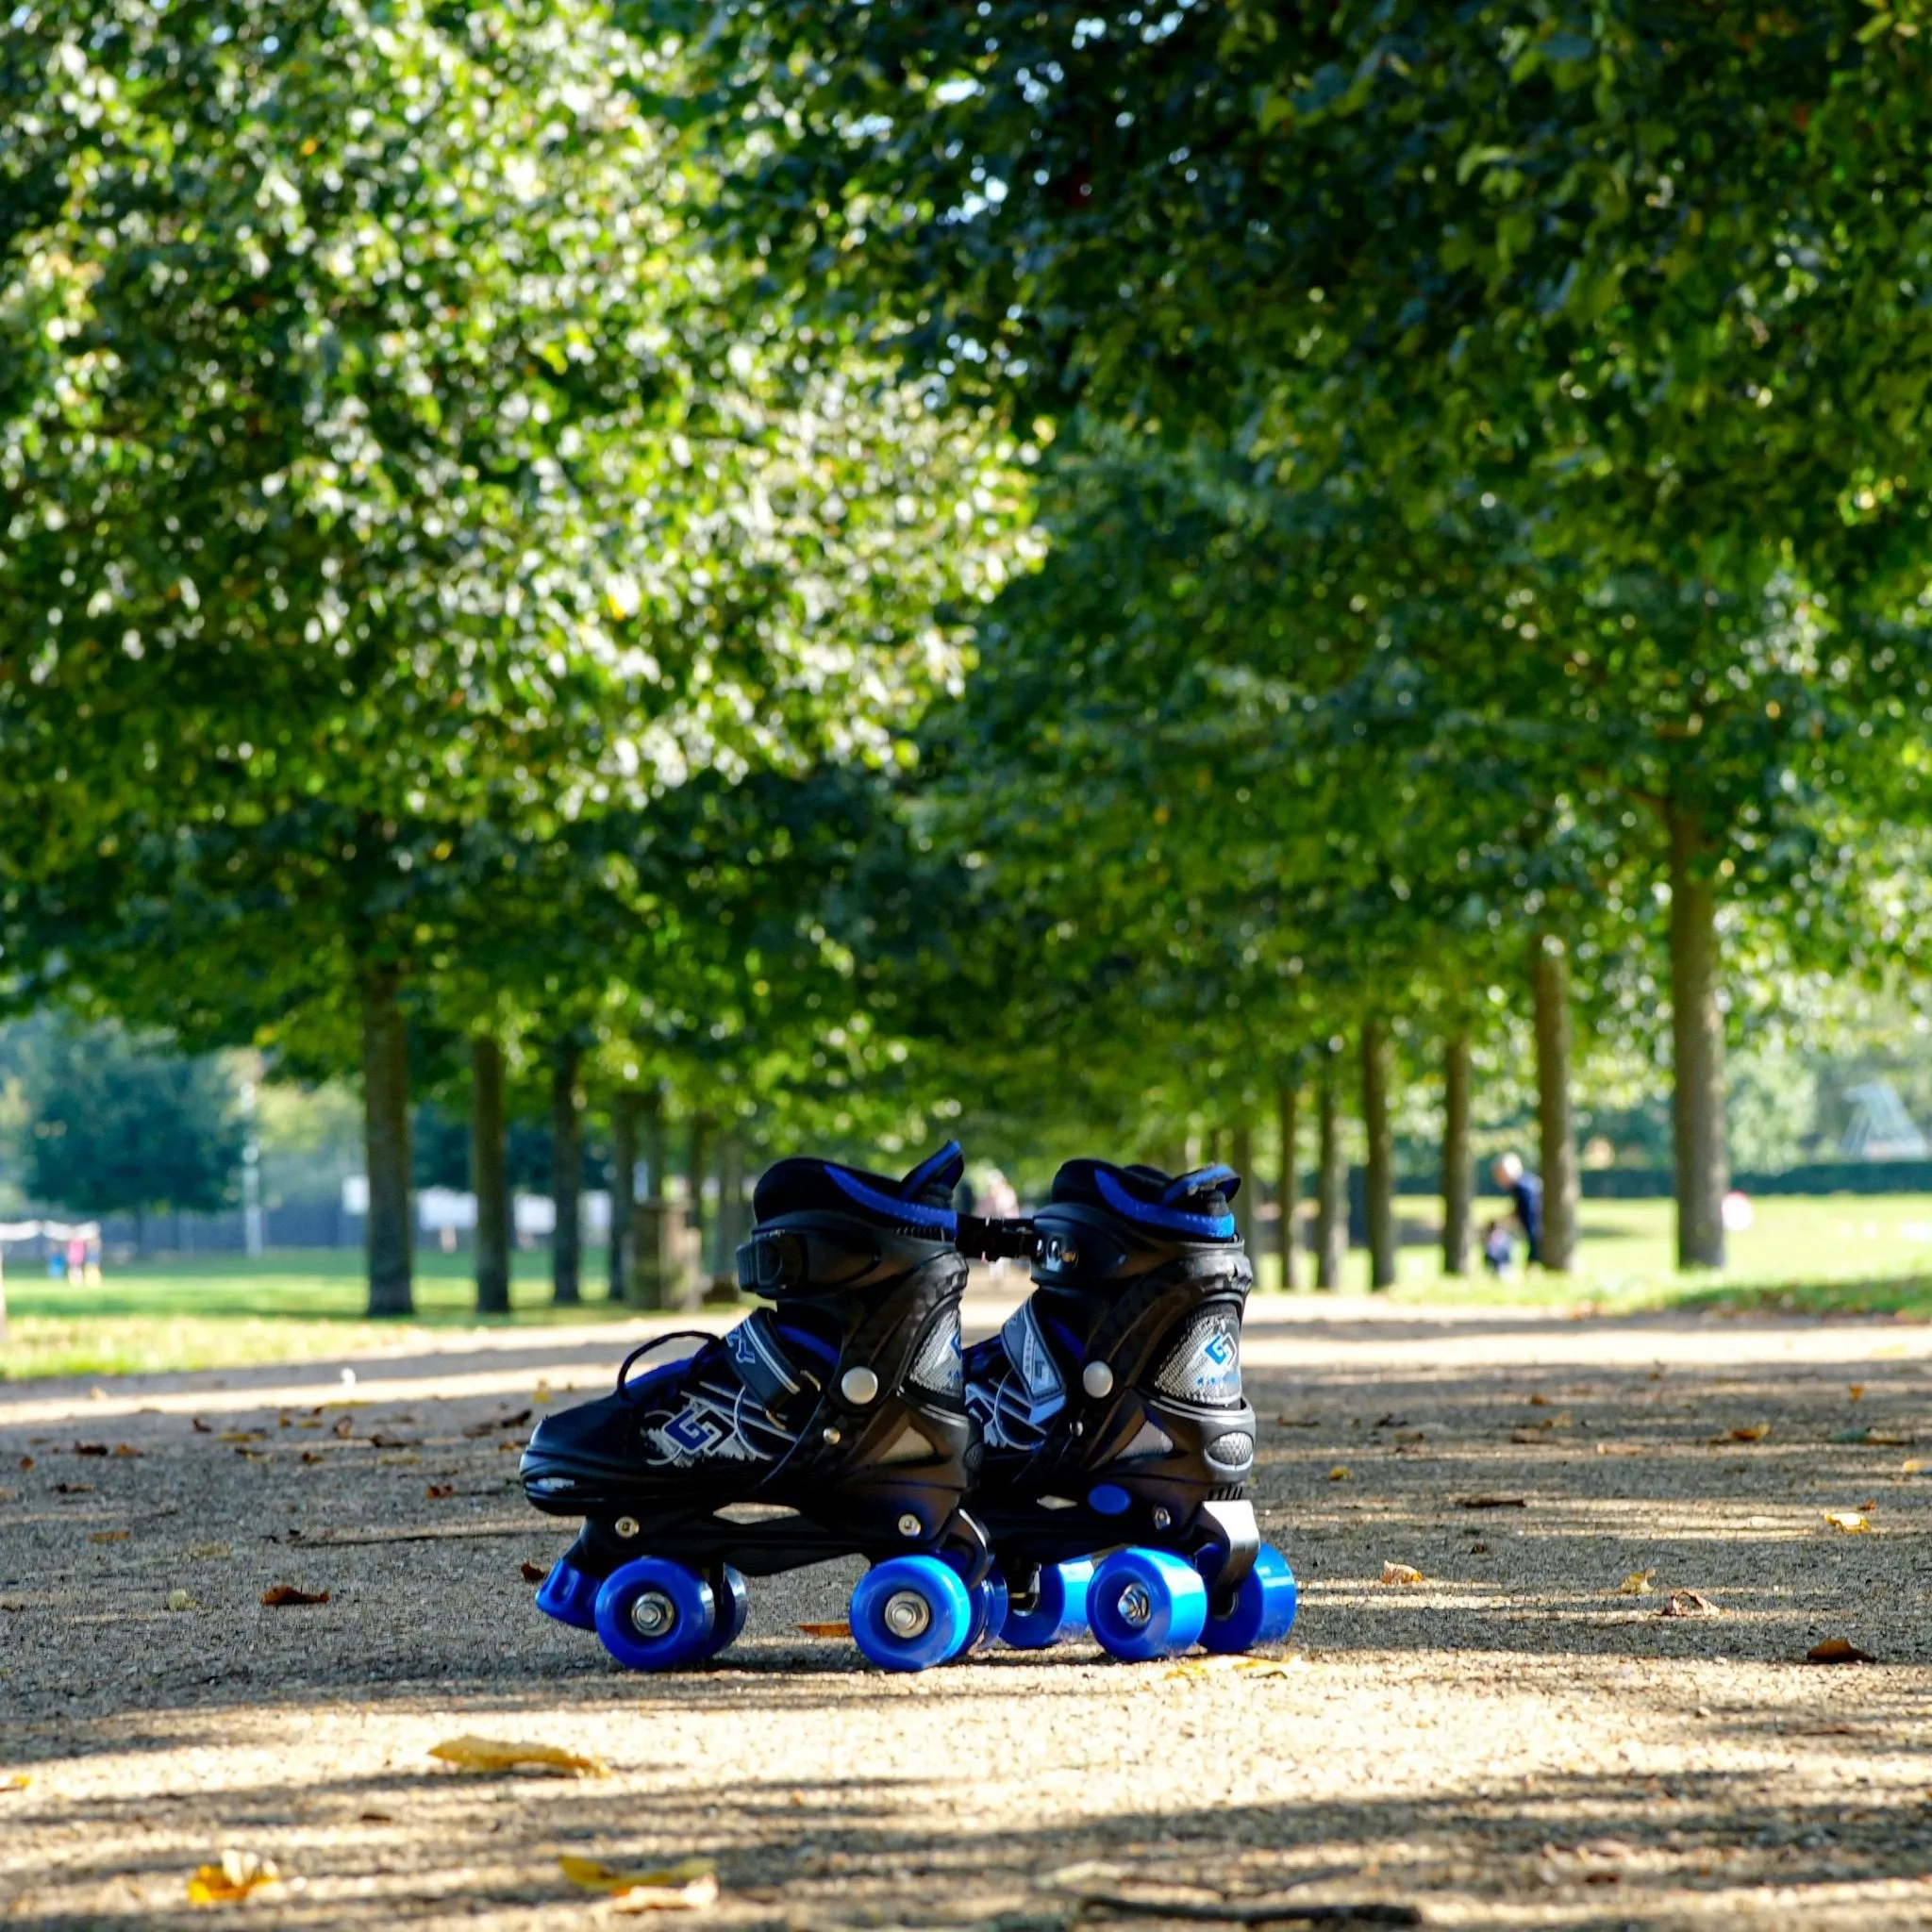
1199 1543 1298 1655
593 1557 716 1672
533 1557 600 1632
693 1565 749 1663
1088 1547 1208 1662
999 1558 1093 1650
956 1570 1009 1657
849 1556 974 1672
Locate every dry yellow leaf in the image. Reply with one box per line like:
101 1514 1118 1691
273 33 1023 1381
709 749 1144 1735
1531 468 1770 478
2 1773 29 1791
558 1855 718 1911
795 1621 851 1639
428 1736 608 1779
1824 1509 1871 1534
1379 1562 1424 1586
88 1530 129 1543
1617 1571 1656 1597
534 1380 553 1405
1848 1384 1866 1401
1327 1465 1352 1482
186 1849 280 1906
216 1432 264 1444
1904 1459 1925 1475
1725 1424 1771 1442
167 1590 198 1612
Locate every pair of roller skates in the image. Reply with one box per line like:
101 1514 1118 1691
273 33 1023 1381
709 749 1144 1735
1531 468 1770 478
519 1142 1295 1673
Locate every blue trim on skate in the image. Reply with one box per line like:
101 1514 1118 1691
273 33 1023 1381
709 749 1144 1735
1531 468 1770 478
1095 1169 1235 1240
1199 1543 1297 1654
1164 1164 1241 1205
899 1140 965 1202
1088 1483 1131 1517
535 1557 600 1631
830 1166 958 1232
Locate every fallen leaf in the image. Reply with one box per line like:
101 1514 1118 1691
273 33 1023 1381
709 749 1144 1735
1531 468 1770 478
428 1736 608 1778
1903 1458 1925 1475
1594 1441 1644 1457
186 1849 280 1906
1823 1509 1871 1534
73 1442 108 1457
533 1380 553 1405
259 1585 329 1607
1455 1495 1527 1510
191 1419 211 1434
796 1621 852 1639
1617 1571 1656 1596
1724 1424 1771 1442
1527 1392 1551 1407
2 1773 29 1791
464 1410 532 1438
1327 1465 1352 1482
425 1484 455 1500
520 1560 547 1584
1848 1384 1865 1401
111 1444 142 1458
88 1530 129 1544
187 1541 231 1559
1657 1590 1720 1619
17 1457 32 1472
53 1481 92 1494
167 1590 198 1611
1807 1637 1875 1665
234 1447 269 1461
358 1811 394 1824
300 1451 323 1465
369 1433 416 1450
331 1416 355 1440
216 1432 263 1445
1379 1562 1424 1586
559 1855 717 1910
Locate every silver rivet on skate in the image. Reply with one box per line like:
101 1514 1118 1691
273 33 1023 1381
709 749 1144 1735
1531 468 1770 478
882 1591 931 1640
1069 1422 1083 1439
1118 1584 1153 1629
614 1516 640 1540
1153 1507 1172 1530
1082 1361 1114 1398
629 1591 677 1639
822 1426 842 1445
841 1366 880 1405
896 1512 923 1538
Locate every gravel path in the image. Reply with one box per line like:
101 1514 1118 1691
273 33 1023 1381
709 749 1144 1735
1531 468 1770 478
2 1296 1928 1929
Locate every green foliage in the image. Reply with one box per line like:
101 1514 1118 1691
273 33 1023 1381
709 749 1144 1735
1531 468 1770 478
8 1019 242 1218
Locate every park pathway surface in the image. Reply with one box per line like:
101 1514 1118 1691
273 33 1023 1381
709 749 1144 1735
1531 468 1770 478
2 1294 1929 1929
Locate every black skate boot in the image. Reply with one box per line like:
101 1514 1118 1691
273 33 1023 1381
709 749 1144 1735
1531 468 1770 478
522 1141 999 1673
963 1159 1295 1661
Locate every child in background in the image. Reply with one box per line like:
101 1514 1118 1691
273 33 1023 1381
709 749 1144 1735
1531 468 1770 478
1482 1219 1515 1278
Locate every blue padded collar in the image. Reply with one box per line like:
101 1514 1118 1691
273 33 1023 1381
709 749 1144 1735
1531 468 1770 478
1095 1167 1236 1240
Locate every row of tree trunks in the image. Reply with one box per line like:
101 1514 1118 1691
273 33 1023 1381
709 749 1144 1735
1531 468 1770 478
471 1035 510 1315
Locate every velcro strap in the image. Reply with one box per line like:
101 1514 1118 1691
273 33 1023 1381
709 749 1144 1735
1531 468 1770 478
737 1229 806 1294
723 1309 805 1407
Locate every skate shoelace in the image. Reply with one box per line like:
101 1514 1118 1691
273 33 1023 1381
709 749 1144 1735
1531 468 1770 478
613 1331 725 1405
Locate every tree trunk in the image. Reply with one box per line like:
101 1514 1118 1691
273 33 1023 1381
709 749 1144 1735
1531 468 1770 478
1668 808 1729 1268
550 1039 584 1306
687 1114 709 1291
1315 1060 1347 1291
718 1132 746 1284
1530 935 1580 1272
1276 1082 1300 1292
1441 1030 1473 1276
627 1090 669 1310
360 968 413 1317
471 1033 510 1316
1229 1121 1253 1251
1361 1020 1396 1291
608 1091 639 1303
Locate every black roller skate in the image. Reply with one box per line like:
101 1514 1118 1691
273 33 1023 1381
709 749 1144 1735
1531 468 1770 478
521 1141 1001 1673
963 1159 1297 1662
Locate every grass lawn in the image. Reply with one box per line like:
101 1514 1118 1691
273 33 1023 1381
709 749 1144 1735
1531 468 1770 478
0 1246 630 1380
6 1193 1932 1380
1257 1191 1932 1319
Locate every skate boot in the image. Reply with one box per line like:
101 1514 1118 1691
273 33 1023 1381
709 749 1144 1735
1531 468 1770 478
964 1159 1296 1662
521 1141 1000 1673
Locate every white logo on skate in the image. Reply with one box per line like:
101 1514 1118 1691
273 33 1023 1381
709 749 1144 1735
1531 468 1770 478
643 1390 763 1467
1152 1312 1243 1405
908 1314 964 1398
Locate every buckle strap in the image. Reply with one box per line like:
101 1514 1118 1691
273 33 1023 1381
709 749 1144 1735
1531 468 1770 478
957 1213 1037 1262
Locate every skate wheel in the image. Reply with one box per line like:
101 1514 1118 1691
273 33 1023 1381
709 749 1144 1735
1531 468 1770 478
849 1556 973 1672
999 1558 1093 1650
533 1557 599 1632
1199 1543 1298 1654
1088 1548 1208 1662
693 1566 750 1663
592 1557 715 1672
957 1571 1009 1657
